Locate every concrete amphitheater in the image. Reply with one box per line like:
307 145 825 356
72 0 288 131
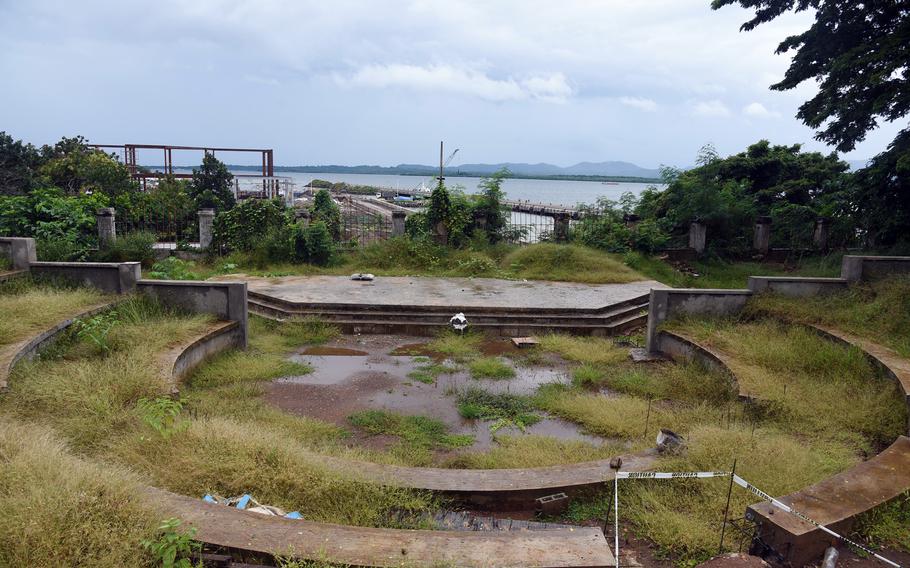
3 235 910 567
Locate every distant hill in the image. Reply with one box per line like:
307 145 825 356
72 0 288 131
250 160 663 181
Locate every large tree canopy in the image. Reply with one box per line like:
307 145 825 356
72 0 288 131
712 0 910 152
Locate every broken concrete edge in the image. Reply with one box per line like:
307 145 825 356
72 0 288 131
147 487 617 568
645 288 753 353
0 301 120 391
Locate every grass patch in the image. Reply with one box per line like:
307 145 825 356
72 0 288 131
444 435 629 469
854 491 910 551
349 410 473 464
456 387 540 431
503 243 644 283
538 334 629 366
407 361 457 384
748 274 910 357
427 331 483 359
469 356 515 380
0 255 11 271
665 318 907 449
624 251 842 289
571 363 606 388
0 277 108 346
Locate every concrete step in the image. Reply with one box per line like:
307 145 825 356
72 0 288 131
247 290 650 317
249 306 648 337
248 297 648 327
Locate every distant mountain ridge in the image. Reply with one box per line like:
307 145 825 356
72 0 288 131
256 160 662 180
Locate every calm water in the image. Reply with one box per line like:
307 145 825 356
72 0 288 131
172 168 663 208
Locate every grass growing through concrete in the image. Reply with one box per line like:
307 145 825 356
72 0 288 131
748 274 910 357
348 409 474 464
469 356 515 380
0 276 108 346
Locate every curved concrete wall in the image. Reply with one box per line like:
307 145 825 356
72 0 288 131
159 320 243 394
0 302 116 391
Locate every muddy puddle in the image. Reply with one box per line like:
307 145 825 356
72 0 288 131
266 337 605 454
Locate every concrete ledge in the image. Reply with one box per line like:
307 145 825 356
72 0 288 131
0 237 36 270
747 436 910 567
0 269 27 283
0 301 117 391
653 330 748 401
148 488 617 567
30 261 140 294
747 276 848 297
137 280 248 348
157 320 243 394
646 288 752 352
842 255 910 283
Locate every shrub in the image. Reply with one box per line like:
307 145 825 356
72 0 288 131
296 221 335 266
189 153 235 211
146 257 200 281
310 190 341 240
94 231 157 265
212 198 289 253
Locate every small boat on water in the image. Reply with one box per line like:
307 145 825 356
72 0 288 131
602 181 620 185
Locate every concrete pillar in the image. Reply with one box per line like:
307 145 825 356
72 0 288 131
753 216 772 255
433 221 448 246
391 211 407 237
0 237 37 269
813 217 830 251
198 209 215 249
553 213 570 243
688 221 706 254
96 208 116 247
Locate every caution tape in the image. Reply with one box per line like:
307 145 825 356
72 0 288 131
617 471 731 479
732 474 901 568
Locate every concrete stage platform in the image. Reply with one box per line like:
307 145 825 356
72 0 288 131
221 275 665 311
218 275 667 336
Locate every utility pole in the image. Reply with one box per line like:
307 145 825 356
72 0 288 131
437 141 444 187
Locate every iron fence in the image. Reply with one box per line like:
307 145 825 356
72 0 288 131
337 200 393 249
115 208 197 244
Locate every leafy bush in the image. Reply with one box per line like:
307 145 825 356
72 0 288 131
93 231 157 265
310 190 341 240
212 198 289 253
189 153 235 211
296 221 335 266
146 257 201 281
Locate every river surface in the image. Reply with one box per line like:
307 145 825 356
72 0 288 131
171 168 664 208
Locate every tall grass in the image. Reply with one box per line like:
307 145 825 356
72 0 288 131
0 417 159 567
0 278 107 346
748 274 910 357
503 243 644 283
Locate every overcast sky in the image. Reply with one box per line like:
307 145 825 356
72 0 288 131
0 1 902 168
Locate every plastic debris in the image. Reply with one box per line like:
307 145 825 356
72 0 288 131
656 428 685 454
202 494 302 520
350 273 375 281
450 313 468 333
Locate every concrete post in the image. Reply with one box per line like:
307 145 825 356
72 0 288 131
623 213 640 230
0 237 37 269
198 209 215 249
433 222 448 246
553 213 570 243
753 216 772 255
96 208 116 247
391 211 407 237
813 217 830 251
688 221 706 254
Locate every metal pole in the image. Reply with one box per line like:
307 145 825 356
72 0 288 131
438 141 444 186
718 458 737 554
643 398 652 439
602 484 614 534
614 476 620 567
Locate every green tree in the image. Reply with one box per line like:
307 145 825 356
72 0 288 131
0 132 43 196
473 168 510 244
211 198 288 252
426 181 452 243
37 136 136 198
189 153 235 211
310 189 341 240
